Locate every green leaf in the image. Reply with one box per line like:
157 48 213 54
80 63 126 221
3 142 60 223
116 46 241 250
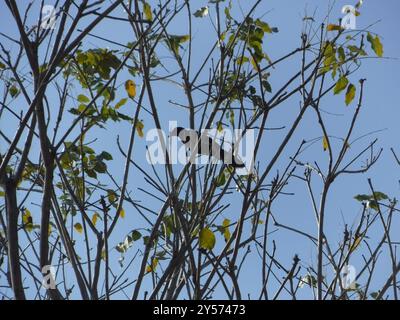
367 33 383 57
77 94 90 103
370 292 379 300
162 215 175 238
338 47 345 62
216 171 226 187
86 169 97 180
130 230 142 241
262 80 272 93
321 42 337 74
199 227 216 250
228 109 234 127
0 61 5 69
224 6 232 21
217 121 223 132
39 63 48 73
9 85 19 98
354 194 370 202
255 19 272 33
367 200 379 211
99 151 113 161
236 56 249 65
194 6 209 18
116 230 141 254
94 160 107 173
347 45 367 56
333 76 349 95
165 35 190 55
345 84 356 106
354 192 388 202
373 191 389 201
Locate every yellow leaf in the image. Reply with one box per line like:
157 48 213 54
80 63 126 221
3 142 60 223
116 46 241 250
107 190 117 203
236 56 249 66
334 76 349 95
115 98 128 110
367 32 383 58
146 258 159 273
22 209 33 232
22 209 31 224
119 208 125 219
199 227 216 250
143 2 152 21
125 80 136 99
74 222 83 234
222 218 231 242
180 35 190 43
135 120 144 138
350 234 363 252
327 24 342 32
217 121 223 133
322 135 329 151
345 84 356 106
250 57 258 70
220 31 226 42
92 212 100 226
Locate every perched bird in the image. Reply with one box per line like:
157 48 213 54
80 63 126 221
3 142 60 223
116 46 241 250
170 127 245 168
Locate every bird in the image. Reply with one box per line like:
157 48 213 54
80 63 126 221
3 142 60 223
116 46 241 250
170 127 245 168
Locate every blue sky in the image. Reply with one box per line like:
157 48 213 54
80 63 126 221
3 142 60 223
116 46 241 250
1 0 400 299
